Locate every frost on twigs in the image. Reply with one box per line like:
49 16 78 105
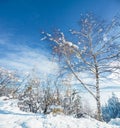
41 30 79 59
41 36 47 41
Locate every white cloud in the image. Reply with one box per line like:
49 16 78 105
63 72 96 87
0 44 59 75
107 61 120 85
65 69 120 90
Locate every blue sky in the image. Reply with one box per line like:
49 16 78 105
0 0 120 74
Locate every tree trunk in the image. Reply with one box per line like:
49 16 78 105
44 104 48 114
96 76 103 121
94 55 103 121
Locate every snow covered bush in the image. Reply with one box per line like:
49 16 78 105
17 72 91 117
62 91 82 116
0 67 19 97
18 86 41 113
102 93 120 122
18 75 63 114
18 77 85 116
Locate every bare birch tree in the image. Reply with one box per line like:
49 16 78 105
41 14 120 121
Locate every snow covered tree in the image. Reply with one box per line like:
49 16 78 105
41 13 120 121
18 75 41 113
0 67 19 97
102 93 120 122
62 89 82 115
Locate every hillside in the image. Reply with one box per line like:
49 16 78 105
0 96 120 128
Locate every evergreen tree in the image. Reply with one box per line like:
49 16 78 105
102 93 120 122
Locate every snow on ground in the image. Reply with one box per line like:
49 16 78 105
109 119 120 126
0 96 120 128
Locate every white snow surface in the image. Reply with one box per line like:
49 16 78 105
109 118 120 126
0 96 120 128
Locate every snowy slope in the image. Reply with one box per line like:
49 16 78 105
0 96 120 128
